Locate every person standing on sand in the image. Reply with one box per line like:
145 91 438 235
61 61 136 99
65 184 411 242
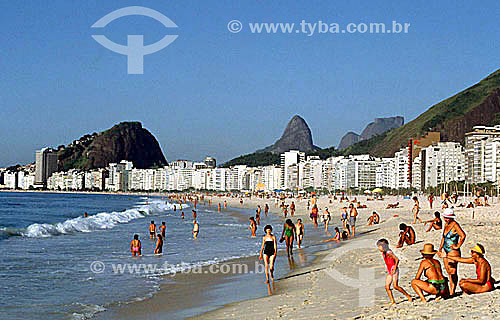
341 207 348 229
295 219 305 248
264 204 269 217
376 239 413 304
444 244 494 294
280 219 296 257
438 208 466 296
149 221 157 240
130 234 141 256
349 204 358 238
259 225 277 284
290 201 295 216
192 220 199 239
310 205 319 228
249 217 257 237
322 207 331 232
411 243 448 302
154 234 163 254
428 193 434 209
412 196 422 224
396 223 416 248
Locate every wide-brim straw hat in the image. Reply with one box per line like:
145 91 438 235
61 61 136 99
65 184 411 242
420 243 437 255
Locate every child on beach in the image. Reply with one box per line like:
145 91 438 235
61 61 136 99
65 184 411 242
377 239 412 304
322 227 341 243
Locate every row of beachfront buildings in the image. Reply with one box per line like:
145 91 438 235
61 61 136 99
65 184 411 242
2 125 500 192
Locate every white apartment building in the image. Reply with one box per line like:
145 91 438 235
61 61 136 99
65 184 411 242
376 158 396 189
280 150 305 189
394 148 410 189
464 125 500 183
420 142 465 188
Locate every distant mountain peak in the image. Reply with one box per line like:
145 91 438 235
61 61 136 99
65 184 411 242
258 115 320 154
337 116 404 150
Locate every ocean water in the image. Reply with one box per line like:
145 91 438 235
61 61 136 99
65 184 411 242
0 192 270 320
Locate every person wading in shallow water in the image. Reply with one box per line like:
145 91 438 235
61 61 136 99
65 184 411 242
280 219 296 257
259 225 277 284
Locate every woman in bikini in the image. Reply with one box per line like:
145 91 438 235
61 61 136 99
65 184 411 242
249 217 257 238
412 196 422 224
424 211 442 232
446 244 494 294
280 219 296 257
438 208 466 296
259 225 277 283
295 219 305 248
411 243 448 302
130 234 142 256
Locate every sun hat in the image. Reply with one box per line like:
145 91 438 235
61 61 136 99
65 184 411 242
442 208 456 219
470 243 485 255
420 243 437 255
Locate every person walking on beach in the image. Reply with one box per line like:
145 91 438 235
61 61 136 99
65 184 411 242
259 225 277 284
376 239 413 304
322 207 331 232
264 204 269 217
290 201 295 216
130 234 142 256
349 204 358 238
149 221 157 240
280 219 296 257
159 222 166 239
249 217 257 238
428 193 434 209
412 196 422 224
310 205 319 229
411 243 448 302
438 208 466 296
192 220 199 239
396 223 416 248
295 219 304 248
154 234 163 254
444 244 494 294
424 212 442 232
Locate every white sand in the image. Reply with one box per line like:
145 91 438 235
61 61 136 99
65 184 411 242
194 194 500 319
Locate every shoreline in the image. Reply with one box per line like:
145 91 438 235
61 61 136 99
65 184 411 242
94 199 331 319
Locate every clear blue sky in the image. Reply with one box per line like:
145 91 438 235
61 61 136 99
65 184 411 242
1 0 499 167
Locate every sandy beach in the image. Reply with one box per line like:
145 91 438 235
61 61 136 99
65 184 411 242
188 194 500 319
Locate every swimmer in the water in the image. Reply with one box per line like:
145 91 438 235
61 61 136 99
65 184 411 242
192 220 199 239
130 234 141 256
159 222 166 239
154 234 163 254
149 221 156 240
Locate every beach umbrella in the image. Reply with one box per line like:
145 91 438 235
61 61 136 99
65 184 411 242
372 188 383 193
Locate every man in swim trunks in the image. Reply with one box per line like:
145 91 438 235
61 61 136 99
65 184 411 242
192 220 199 239
159 222 166 239
290 201 295 216
349 204 358 238
264 204 269 217
130 234 141 256
149 221 157 239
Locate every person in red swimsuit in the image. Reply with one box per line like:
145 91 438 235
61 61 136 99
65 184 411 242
445 243 494 294
377 239 412 304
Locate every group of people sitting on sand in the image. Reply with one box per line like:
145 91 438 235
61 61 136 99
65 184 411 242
381 208 494 304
